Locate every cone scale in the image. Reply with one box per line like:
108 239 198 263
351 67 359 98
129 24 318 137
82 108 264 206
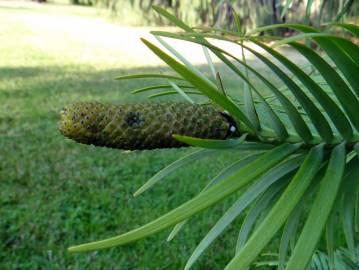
59 102 237 150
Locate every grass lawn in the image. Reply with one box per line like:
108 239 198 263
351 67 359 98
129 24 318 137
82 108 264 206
0 1 291 269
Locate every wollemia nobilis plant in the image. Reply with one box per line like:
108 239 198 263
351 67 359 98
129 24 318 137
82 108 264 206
59 6 359 270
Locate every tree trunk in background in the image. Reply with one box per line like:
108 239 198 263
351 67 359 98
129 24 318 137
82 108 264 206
271 0 278 24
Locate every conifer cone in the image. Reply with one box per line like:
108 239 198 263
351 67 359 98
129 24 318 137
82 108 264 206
59 101 235 150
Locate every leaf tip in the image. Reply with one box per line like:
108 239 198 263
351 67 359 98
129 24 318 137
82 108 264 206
68 246 80 253
140 37 148 44
172 134 184 141
133 188 144 197
184 262 192 270
166 234 174 242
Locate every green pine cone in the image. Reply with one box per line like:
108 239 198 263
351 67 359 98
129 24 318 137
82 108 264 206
59 101 235 150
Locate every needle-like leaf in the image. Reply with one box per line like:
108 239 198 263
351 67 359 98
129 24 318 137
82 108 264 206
151 5 261 131
68 144 300 252
131 84 194 94
290 42 359 134
330 37 359 66
279 174 322 270
173 134 247 149
185 155 304 269
341 158 359 260
236 179 288 252
141 38 257 132
115 73 184 81
249 24 359 96
150 31 291 141
134 148 217 196
272 41 353 141
168 80 195 104
224 144 324 270
155 36 212 84
148 90 202 99
168 154 262 242
202 46 217 80
326 203 336 269
251 41 334 143
240 44 314 143
272 33 334 48
285 143 346 270
327 23 359 38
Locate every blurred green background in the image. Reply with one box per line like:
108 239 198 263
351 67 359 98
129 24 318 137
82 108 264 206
0 0 357 269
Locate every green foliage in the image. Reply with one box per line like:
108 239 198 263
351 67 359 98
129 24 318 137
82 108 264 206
310 245 359 270
66 6 359 270
258 245 359 269
94 0 358 31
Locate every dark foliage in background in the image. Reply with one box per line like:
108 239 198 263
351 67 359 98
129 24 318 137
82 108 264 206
70 0 358 33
